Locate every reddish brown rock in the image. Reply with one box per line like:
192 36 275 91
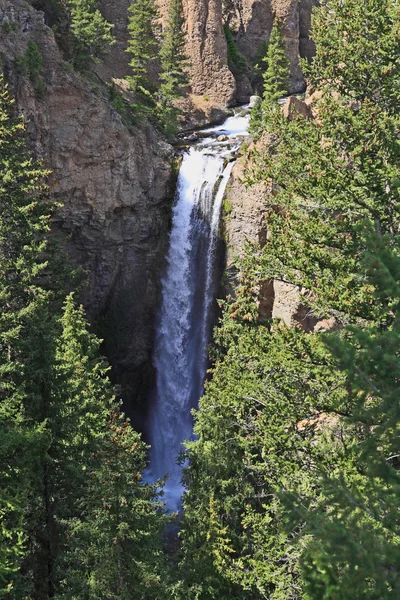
282 95 312 120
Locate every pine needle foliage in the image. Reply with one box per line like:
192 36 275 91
179 1 400 598
0 78 171 598
223 23 247 76
68 0 114 69
126 0 159 95
249 21 290 135
158 0 188 137
0 75 53 595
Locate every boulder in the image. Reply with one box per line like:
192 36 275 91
282 95 312 120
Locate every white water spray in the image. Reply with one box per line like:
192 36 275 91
146 109 249 510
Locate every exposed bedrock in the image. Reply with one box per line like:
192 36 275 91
225 0 319 94
223 98 323 332
1 0 175 419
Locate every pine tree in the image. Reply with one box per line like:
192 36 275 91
261 22 290 104
0 78 170 598
126 0 159 95
158 0 188 136
179 1 400 598
288 228 400 599
68 0 114 69
51 297 170 599
0 76 54 595
223 23 247 76
249 21 290 135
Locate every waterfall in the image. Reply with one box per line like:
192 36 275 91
146 109 249 510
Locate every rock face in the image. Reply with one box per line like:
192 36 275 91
97 0 132 80
0 0 174 418
224 101 320 331
224 149 318 330
227 0 319 94
158 0 318 121
159 0 237 106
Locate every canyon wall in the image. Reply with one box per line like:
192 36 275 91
160 0 317 120
226 0 319 94
224 114 318 332
0 0 319 413
0 0 174 417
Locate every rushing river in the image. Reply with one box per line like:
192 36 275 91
146 109 250 510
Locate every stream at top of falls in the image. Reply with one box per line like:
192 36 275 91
145 108 250 511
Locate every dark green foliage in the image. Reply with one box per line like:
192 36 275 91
2 21 16 33
248 95 262 136
304 0 400 113
223 24 247 76
158 0 188 137
180 1 400 598
261 23 290 104
14 41 46 98
286 228 400 599
0 75 52 593
52 298 170 600
249 22 290 135
126 0 159 94
0 77 170 598
250 39 268 90
180 272 345 599
108 83 140 129
68 0 114 69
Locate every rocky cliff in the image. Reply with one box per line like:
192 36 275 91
0 0 174 419
0 0 319 417
226 0 319 94
174 0 317 122
224 102 319 331
98 0 318 123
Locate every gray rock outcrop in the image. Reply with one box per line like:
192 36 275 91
0 0 174 416
226 0 319 94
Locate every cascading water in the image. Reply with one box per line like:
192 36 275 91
146 109 249 510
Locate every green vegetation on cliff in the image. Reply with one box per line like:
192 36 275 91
224 23 247 76
126 0 188 136
126 0 159 95
68 0 114 68
158 0 188 136
0 76 169 599
179 1 400 598
249 21 290 136
2 0 400 598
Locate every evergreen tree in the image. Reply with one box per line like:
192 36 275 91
180 1 400 598
0 76 53 595
126 0 159 95
246 0 400 321
54 297 170 600
16 41 46 98
158 0 188 136
261 22 290 104
249 21 290 135
223 23 247 76
68 0 114 69
0 78 170 598
287 228 400 599
179 278 343 599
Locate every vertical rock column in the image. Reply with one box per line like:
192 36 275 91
182 0 236 106
231 0 318 94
